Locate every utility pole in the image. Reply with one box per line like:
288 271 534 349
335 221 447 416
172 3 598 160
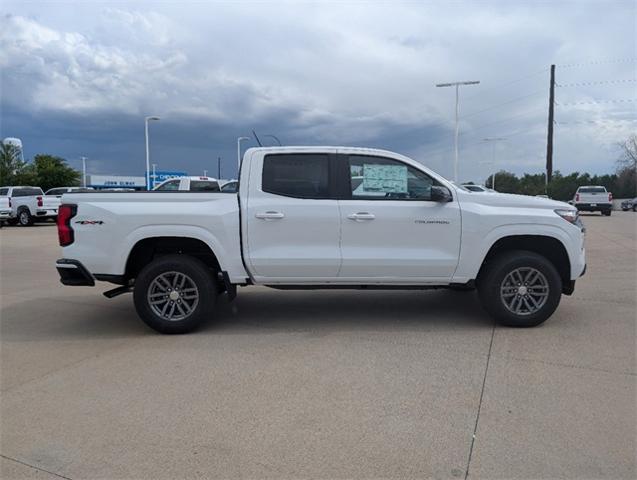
545 64 555 185
217 157 221 180
435 80 480 182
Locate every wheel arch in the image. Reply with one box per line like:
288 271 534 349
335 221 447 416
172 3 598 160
124 236 222 281
477 235 571 289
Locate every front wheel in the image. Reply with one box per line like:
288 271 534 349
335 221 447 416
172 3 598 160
133 254 217 334
478 251 562 327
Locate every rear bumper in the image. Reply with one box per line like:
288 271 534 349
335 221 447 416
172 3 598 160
55 259 95 286
575 203 611 211
36 209 58 217
0 210 12 219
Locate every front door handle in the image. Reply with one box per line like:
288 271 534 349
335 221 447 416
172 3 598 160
347 212 375 221
255 211 285 220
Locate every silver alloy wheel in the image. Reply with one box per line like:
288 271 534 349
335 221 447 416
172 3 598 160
19 211 29 224
500 267 549 316
147 271 199 321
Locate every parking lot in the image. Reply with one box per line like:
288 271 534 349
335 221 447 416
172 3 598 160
0 213 635 479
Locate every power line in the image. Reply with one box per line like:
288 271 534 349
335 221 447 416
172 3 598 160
557 57 636 68
462 67 548 103
556 78 636 87
556 98 636 106
460 90 545 120
554 119 637 125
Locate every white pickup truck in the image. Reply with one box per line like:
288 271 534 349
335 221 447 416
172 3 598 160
573 186 613 216
55 147 586 334
0 186 59 225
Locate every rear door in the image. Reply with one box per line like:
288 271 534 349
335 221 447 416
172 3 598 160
337 153 461 282
244 150 341 281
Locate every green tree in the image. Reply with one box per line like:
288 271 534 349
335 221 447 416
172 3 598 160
486 170 519 193
615 135 637 197
0 143 26 186
26 154 80 192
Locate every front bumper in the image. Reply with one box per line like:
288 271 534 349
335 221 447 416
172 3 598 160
56 259 95 286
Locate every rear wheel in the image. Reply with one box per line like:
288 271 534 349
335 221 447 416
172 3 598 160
133 254 217 334
602 209 611 216
478 250 562 327
18 209 33 226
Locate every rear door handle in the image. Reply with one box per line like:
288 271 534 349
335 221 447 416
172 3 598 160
347 212 375 221
255 211 285 220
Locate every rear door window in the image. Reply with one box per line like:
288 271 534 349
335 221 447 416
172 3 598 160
262 154 330 199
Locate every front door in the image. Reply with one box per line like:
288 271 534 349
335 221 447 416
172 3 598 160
245 151 341 281
337 154 461 282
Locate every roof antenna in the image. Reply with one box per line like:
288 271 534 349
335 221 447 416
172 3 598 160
252 129 263 147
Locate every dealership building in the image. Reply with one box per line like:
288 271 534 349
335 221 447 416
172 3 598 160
86 171 188 190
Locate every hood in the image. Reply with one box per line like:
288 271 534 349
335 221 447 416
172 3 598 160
458 190 572 210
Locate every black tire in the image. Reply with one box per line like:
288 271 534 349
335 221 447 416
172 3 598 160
603 209 611 216
478 250 562 328
633 205 637 212
133 254 217 334
17 208 33 226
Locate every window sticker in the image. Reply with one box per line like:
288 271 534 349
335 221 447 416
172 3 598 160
362 164 408 193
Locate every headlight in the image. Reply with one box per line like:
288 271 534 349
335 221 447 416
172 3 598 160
554 208 579 224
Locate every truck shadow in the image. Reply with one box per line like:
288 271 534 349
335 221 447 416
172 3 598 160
1 288 490 341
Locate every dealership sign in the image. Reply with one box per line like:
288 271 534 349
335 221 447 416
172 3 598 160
147 170 188 188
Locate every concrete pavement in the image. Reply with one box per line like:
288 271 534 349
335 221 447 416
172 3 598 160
1 213 635 479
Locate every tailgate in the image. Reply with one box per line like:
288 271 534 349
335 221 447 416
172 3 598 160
43 196 61 210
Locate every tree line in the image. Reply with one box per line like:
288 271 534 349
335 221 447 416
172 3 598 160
482 135 637 200
0 143 80 192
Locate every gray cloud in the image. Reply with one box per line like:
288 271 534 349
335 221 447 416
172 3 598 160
0 1 634 181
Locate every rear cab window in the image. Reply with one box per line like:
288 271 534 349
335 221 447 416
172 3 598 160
190 181 220 192
262 154 330 199
155 180 180 191
14 188 44 197
0 188 8 196
577 187 606 193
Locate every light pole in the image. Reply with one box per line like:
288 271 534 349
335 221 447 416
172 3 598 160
237 136 250 172
144 116 160 190
151 163 157 189
203 170 208 177
81 156 87 187
263 134 282 146
482 137 506 190
435 80 480 182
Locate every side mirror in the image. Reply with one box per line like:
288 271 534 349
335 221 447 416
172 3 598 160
431 185 452 202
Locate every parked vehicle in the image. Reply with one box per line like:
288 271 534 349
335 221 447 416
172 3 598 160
0 186 58 226
461 184 494 193
573 186 612 216
45 187 94 197
620 197 637 211
154 177 220 192
55 147 586 334
220 180 238 193
0 195 11 226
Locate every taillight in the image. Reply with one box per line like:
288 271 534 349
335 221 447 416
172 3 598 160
575 193 580 202
8 198 11 208
37 196 43 207
57 204 77 246
609 192 613 202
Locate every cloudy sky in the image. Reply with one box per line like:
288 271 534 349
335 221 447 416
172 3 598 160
1 0 635 182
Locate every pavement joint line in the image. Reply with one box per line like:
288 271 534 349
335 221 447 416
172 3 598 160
464 320 496 480
0 454 73 480
496 354 637 377
587 229 636 252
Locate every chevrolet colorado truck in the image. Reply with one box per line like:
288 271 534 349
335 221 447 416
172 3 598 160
55 147 586 334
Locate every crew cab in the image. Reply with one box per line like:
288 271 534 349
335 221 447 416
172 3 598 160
0 186 58 226
573 186 612 216
154 177 221 192
55 147 586 334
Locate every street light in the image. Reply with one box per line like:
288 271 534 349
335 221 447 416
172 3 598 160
237 136 250 172
435 80 480 182
482 137 507 190
263 134 282 146
81 156 87 187
144 116 160 190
